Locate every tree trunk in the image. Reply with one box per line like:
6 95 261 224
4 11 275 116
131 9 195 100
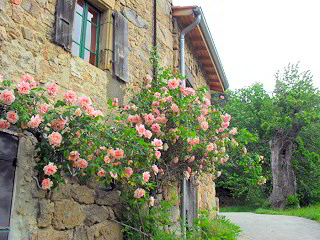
269 137 297 208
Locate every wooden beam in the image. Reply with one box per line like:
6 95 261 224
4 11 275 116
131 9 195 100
172 8 194 17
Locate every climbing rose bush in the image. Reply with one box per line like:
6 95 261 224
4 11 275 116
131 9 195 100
0 70 250 204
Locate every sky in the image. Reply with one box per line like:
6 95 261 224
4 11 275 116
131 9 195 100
173 0 320 93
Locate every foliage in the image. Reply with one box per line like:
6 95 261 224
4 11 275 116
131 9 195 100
255 204 320 222
216 83 270 205
187 211 241 240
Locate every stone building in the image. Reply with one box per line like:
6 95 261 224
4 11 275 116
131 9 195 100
0 0 228 239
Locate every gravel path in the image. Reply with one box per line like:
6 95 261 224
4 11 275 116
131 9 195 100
222 212 320 240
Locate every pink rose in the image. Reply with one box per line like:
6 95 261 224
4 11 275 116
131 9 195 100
154 92 161 98
151 123 161 133
207 143 216 152
131 105 137 111
128 160 133 164
104 156 111 164
149 196 155 207
145 75 152 84
39 104 49 114
143 171 151 182
41 178 53 190
43 162 57 175
144 130 152 139
220 95 225 100
75 158 88 168
152 101 160 107
0 89 16 105
17 81 30 94
30 81 37 89
229 128 237 135
7 111 19 124
200 121 209 131
112 98 119 107
145 84 152 89
166 96 173 102
97 169 105 177
28 114 42 128
51 118 67 131
124 167 133 178
151 138 163 150
110 171 118 179
75 108 82 116
21 74 34 82
124 105 130 110
152 164 159 175
134 188 145 199
48 132 62 147
144 113 155 125
155 151 161 159
47 83 58 96
201 107 209 115
160 87 168 93
221 114 231 122
64 90 77 105
68 151 80 161
168 78 180 89
152 108 160 116
92 110 104 117
136 124 146 137
83 105 94 115
78 96 92 107
221 121 229 129
198 115 206 123
0 119 10 129
114 148 124 159
171 103 179 112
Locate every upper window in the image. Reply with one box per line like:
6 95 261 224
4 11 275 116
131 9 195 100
71 0 101 66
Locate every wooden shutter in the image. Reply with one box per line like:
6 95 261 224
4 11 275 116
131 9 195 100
113 11 129 82
55 0 76 51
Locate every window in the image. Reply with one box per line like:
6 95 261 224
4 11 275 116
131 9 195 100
71 0 101 66
0 132 19 240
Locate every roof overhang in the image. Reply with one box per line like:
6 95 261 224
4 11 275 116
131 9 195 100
172 6 229 92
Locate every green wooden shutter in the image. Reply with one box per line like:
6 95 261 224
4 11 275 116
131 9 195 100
113 11 129 83
55 0 76 51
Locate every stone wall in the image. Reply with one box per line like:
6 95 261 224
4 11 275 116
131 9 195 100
9 131 123 240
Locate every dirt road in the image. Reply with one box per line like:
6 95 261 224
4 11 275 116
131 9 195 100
222 212 320 240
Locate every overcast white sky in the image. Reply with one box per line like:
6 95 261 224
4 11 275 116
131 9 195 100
173 0 320 93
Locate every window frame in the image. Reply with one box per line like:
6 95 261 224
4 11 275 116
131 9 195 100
72 0 101 67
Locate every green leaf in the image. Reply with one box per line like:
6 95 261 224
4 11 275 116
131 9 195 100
55 100 66 108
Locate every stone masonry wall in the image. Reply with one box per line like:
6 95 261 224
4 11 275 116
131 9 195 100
9 130 123 240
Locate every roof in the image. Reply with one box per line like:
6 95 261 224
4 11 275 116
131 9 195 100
172 6 229 92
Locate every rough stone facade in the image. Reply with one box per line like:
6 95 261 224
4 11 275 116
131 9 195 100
1 0 218 239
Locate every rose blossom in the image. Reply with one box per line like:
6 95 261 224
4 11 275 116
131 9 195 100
28 114 42 128
229 128 237 135
7 111 19 124
154 92 161 98
134 188 145 199
207 143 216 152
124 167 133 178
145 75 152 84
0 89 15 105
200 121 209 131
30 81 37 89
17 81 30 94
172 157 179 164
144 130 152 139
104 156 111 164
41 178 53 190
43 162 57 175
155 151 161 159
123 105 130 110
21 74 34 82
92 110 104 117
151 138 163 150
168 78 180 89
152 108 160 116
97 169 105 177
51 118 67 131
75 158 88 168
221 114 231 122
39 104 49 114
149 196 155 207
151 123 161 133
114 148 124 159
47 83 58 96
83 105 94 115
171 103 179 112
220 95 225 100
136 124 146 136
152 101 160 107
75 108 82 116
78 96 92 107
64 90 77 105
144 113 155 125
110 171 118 179
143 171 151 182
152 164 159 175
131 105 138 111
48 132 62 147
68 151 80 161
0 119 10 129
112 98 119 107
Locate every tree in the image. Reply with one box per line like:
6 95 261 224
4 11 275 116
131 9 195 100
264 64 320 208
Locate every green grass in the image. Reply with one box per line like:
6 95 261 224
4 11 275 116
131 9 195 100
220 205 258 212
255 204 320 222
